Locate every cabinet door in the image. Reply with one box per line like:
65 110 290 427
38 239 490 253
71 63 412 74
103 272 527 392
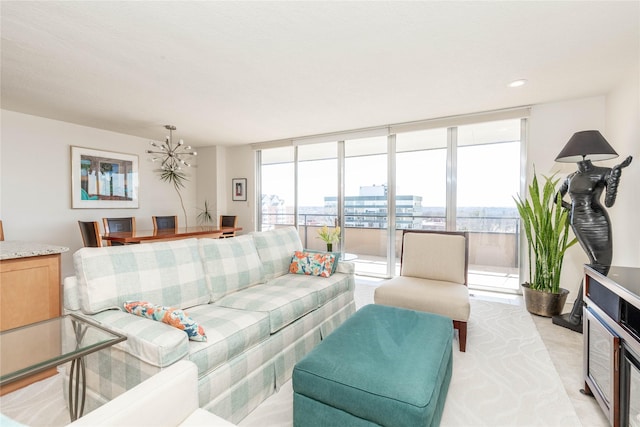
585 308 620 424
0 254 61 331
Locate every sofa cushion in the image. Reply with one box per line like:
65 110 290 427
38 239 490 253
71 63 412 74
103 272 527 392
199 236 265 302
269 273 352 307
374 275 470 322
251 227 303 280
183 305 271 376
88 309 191 368
215 285 318 333
74 239 209 314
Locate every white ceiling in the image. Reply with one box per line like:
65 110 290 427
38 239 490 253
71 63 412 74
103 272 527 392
1 1 638 147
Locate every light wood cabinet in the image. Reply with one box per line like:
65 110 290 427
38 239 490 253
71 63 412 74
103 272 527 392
1 254 62 331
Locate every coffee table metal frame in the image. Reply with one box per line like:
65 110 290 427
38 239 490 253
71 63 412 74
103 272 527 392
0 314 126 421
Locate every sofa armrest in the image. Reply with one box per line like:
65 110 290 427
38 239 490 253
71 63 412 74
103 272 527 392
68 361 205 426
336 260 355 275
63 276 81 311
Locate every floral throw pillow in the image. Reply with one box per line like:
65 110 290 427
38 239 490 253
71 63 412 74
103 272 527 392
123 301 207 342
289 251 337 278
303 250 340 274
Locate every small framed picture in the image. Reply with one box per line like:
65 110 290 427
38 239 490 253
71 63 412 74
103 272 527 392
232 178 247 201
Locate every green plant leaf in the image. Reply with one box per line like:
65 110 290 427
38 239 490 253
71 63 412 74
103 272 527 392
515 170 576 293
155 168 189 227
197 200 214 225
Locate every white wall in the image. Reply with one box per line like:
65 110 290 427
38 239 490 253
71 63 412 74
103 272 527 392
223 145 256 234
0 110 197 277
605 66 640 268
195 146 218 226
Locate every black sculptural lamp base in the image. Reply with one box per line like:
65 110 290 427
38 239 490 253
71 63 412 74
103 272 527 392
551 283 584 333
552 313 583 333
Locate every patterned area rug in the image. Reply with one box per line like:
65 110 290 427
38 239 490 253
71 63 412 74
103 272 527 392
240 299 581 426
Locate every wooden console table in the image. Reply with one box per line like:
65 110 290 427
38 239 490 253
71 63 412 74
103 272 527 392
0 241 69 394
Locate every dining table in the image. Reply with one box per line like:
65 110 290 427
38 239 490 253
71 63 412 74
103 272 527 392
101 226 242 245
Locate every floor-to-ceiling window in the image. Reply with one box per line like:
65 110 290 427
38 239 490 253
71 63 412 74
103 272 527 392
395 128 448 275
259 146 295 230
343 136 388 276
256 111 526 292
456 119 521 292
297 142 339 249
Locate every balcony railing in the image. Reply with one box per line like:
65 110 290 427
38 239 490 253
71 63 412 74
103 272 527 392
261 212 520 271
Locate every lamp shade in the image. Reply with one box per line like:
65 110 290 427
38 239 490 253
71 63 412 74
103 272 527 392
555 130 618 163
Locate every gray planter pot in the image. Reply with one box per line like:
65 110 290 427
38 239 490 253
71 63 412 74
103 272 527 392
521 283 570 317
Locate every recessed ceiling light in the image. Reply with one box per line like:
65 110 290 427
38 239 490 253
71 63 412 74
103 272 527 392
508 79 528 88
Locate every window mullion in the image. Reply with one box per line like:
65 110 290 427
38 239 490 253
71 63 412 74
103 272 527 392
446 127 457 231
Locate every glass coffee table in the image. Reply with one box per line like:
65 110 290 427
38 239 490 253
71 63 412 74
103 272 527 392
0 314 126 421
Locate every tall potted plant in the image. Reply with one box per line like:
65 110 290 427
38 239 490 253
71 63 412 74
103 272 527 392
514 171 578 316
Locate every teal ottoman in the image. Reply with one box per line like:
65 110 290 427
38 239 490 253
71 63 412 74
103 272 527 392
293 304 453 427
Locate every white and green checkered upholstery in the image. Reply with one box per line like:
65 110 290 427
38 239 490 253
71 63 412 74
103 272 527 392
215 285 318 333
74 239 209 314
251 227 303 280
184 304 271 375
199 236 265 302
63 227 357 424
87 308 189 368
268 271 352 307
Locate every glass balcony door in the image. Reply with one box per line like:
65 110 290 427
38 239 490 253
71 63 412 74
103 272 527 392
260 147 295 230
456 120 521 292
343 136 389 277
297 142 339 251
395 129 448 275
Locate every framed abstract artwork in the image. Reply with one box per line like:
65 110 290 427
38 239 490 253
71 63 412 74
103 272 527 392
71 146 139 208
232 178 247 201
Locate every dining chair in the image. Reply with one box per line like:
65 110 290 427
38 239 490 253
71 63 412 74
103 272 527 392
103 217 136 233
0 220 4 241
102 217 136 246
78 221 102 247
219 215 237 238
152 215 177 231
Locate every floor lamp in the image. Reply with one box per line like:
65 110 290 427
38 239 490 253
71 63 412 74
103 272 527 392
551 130 632 332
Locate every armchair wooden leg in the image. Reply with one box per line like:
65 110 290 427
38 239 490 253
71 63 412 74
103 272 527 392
453 320 467 352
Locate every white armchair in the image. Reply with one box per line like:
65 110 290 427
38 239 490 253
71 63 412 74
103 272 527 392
68 361 235 427
374 230 470 351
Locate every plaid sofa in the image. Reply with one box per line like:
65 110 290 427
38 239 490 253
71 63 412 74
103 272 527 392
62 226 355 423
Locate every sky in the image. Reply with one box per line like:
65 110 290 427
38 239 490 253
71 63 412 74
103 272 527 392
262 141 521 208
